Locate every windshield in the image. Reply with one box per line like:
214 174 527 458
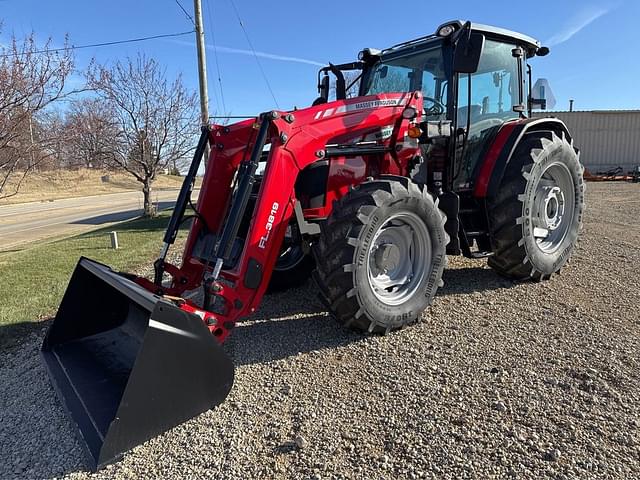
362 43 448 117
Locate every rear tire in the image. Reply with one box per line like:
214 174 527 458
487 130 585 280
313 176 448 333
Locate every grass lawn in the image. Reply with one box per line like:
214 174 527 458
0 210 187 348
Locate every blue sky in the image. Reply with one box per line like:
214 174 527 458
1 0 637 114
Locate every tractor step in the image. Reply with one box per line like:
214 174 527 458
468 250 494 259
464 230 488 237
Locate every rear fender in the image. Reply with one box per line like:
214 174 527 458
473 117 572 198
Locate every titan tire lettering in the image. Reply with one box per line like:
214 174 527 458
313 176 448 334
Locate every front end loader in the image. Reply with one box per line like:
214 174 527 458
42 20 584 470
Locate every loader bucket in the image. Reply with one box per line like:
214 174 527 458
41 257 234 471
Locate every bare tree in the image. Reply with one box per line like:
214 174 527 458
87 54 198 216
32 109 68 170
63 97 119 169
0 30 74 198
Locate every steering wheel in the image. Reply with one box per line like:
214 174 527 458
423 96 445 116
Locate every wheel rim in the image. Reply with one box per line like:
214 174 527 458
531 162 575 253
366 212 431 306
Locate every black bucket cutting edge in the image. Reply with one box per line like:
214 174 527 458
41 257 234 471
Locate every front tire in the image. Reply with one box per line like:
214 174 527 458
487 130 585 280
313 176 448 333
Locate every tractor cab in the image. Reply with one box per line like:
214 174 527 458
317 20 548 192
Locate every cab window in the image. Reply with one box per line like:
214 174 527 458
455 39 522 187
362 43 447 119
457 40 521 125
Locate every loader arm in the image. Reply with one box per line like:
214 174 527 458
157 92 423 342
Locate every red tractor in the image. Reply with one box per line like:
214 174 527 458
42 20 584 469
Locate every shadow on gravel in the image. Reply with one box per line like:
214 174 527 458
0 284 360 476
227 282 365 366
0 318 86 479
226 266 519 366
0 264 518 478
441 265 516 295
0 318 51 351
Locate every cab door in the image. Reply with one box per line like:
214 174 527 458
454 39 524 189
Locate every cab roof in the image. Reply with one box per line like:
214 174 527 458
383 20 542 58
465 21 540 51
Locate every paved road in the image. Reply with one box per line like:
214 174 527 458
0 189 195 252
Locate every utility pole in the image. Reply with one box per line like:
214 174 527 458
569 99 574 112
193 0 210 168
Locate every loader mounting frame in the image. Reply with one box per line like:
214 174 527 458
142 92 424 342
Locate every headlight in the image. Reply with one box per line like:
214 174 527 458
402 107 418 120
358 48 382 61
437 25 455 37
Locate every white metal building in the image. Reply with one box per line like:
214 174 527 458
533 110 640 174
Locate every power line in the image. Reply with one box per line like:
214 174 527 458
206 0 227 115
0 30 195 58
227 0 279 109
174 0 195 25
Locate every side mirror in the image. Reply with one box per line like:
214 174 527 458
529 97 547 110
530 78 556 110
328 63 346 101
318 73 329 101
313 72 330 105
453 33 485 74
536 46 550 57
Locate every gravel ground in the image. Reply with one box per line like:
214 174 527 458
1 182 639 479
